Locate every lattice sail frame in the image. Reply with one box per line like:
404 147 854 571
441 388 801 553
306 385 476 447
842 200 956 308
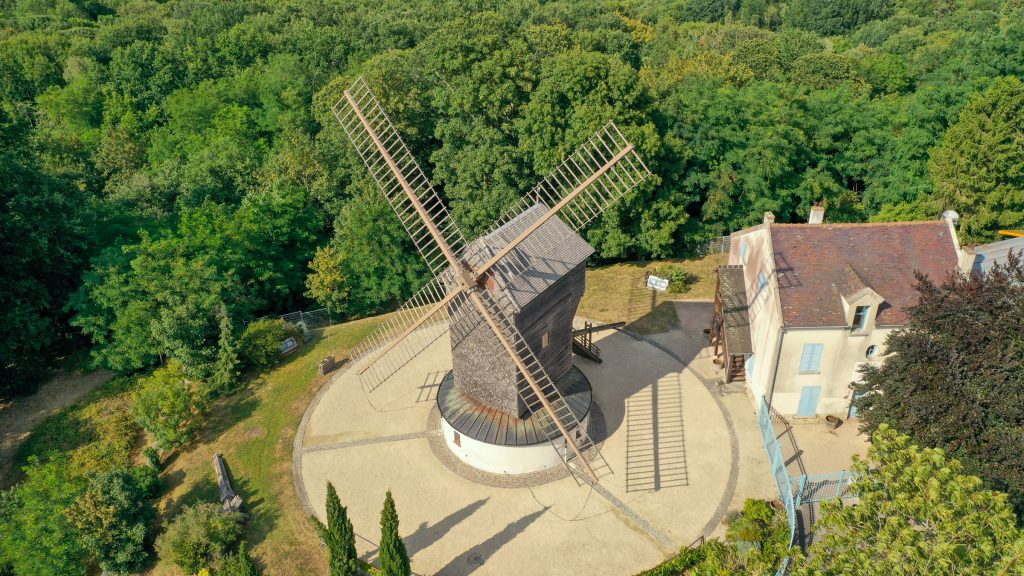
527 122 649 232
333 78 467 279
333 77 651 483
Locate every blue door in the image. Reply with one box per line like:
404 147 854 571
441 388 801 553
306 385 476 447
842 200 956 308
796 386 822 417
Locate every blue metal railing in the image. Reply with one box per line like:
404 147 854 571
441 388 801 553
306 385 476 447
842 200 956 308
757 398 858 576
757 399 797 575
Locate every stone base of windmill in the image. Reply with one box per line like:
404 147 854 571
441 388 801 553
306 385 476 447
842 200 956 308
436 366 593 476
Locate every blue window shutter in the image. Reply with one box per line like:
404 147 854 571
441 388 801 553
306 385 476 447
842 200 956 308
746 354 756 377
800 344 824 372
758 272 767 291
740 239 748 261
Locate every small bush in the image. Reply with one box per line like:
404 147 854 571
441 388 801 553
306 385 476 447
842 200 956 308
635 544 704 575
239 319 299 372
132 362 202 452
654 265 697 293
143 446 161 469
155 503 244 574
218 540 260 576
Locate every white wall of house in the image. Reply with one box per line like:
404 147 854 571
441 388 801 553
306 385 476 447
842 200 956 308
771 326 890 416
727 225 783 405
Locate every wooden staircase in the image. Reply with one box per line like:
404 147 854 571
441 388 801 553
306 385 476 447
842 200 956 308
728 354 746 382
572 321 602 363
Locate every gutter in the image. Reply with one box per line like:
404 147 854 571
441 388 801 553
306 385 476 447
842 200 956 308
767 325 786 408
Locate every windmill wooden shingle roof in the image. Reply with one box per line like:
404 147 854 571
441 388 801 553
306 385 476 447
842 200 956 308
462 204 595 311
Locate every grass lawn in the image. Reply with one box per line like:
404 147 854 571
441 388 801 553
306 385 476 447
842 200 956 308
579 253 727 334
150 315 385 575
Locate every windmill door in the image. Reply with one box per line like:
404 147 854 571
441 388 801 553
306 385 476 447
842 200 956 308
796 386 821 417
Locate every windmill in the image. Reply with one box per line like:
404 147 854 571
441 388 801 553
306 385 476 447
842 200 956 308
333 78 651 484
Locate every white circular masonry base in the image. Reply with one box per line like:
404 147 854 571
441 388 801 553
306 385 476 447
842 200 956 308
440 413 591 475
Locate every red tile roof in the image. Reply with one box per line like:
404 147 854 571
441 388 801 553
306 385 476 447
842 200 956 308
769 221 959 327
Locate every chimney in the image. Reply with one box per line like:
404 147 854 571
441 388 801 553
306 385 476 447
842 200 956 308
809 203 825 224
763 211 776 224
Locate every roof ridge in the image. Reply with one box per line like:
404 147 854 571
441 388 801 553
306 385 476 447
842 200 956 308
771 220 944 228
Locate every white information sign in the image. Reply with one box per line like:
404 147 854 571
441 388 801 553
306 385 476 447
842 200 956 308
646 274 669 292
279 337 298 355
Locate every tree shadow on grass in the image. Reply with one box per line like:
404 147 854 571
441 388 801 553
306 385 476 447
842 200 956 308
626 301 681 335
196 388 261 445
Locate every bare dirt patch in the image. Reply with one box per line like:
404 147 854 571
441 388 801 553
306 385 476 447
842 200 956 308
0 369 113 488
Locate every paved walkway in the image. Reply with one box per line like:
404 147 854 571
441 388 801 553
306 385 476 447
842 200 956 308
294 320 743 575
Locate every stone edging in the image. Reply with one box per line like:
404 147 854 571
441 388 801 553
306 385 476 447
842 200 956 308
292 364 353 517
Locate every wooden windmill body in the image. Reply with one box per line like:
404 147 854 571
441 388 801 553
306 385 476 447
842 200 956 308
334 78 651 483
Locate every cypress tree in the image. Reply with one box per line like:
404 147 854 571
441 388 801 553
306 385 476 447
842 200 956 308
378 490 410 576
312 482 358 576
209 303 241 397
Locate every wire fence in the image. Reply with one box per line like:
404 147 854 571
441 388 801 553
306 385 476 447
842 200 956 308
697 236 730 256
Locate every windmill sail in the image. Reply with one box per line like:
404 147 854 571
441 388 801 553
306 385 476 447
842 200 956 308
347 270 467 392
333 77 466 278
527 122 650 233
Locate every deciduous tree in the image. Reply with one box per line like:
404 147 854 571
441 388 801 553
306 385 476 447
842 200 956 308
853 255 1024 516
791 425 1024 575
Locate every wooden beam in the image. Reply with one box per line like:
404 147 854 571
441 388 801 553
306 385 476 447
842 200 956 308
356 289 461 375
466 291 598 483
473 143 634 281
343 90 464 277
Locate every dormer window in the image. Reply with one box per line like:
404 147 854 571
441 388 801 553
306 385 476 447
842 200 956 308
852 305 871 332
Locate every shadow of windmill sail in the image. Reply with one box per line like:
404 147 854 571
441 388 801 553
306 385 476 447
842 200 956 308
332 76 651 486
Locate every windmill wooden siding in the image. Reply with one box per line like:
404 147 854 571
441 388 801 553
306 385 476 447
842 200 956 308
449 205 593 416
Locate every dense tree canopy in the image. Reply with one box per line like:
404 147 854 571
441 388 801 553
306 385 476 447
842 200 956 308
2 0 1023 389
853 254 1024 516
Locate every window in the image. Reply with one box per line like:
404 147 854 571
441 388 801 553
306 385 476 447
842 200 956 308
852 305 871 331
865 345 877 359
541 331 550 349
453 431 461 447
758 271 767 294
746 353 756 378
740 238 749 262
799 344 824 373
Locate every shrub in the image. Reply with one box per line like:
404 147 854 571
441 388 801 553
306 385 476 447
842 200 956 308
239 319 298 372
68 468 154 574
218 541 260 576
156 503 244 574
16 375 141 476
654 265 697 293
132 362 202 452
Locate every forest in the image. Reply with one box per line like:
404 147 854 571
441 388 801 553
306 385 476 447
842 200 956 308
3 0 1024 395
